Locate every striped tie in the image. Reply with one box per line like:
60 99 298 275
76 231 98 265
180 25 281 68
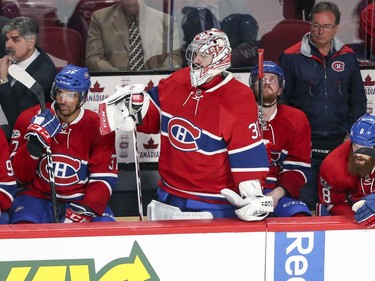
128 15 144 71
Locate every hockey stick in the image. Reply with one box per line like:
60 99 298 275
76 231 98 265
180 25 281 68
8 64 59 223
257 48 266 132
129 93 144 221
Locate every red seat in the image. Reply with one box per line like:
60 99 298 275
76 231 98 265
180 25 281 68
38 26 84 71
1 1 20 18
260 19 311 64
68 0 120 45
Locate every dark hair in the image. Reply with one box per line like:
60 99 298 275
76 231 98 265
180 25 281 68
2 16 39 42
312 1 341 24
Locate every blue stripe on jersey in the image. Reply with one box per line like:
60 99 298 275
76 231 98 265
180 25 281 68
229 141 269 171
147 87 161 108
161 113 227 153
90 173 118 192
273 150 311 181
282 161 311 181
0 181 17 199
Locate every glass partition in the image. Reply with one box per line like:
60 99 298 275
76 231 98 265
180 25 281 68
0 0 373 72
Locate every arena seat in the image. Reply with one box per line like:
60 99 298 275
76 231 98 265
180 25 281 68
68 0 120 45
38 26 84 70
1 1 20 18
260 19 310 63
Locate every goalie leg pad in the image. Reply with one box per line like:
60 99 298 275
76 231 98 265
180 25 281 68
147 200 213 221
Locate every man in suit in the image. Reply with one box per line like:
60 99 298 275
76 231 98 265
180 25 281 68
85 0 182 71
0 16 57 138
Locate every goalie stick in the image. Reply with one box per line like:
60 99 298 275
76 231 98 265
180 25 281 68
8 64 59 223
128 93 145 221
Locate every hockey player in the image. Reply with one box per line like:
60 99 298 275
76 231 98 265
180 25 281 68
9 65 118 223
249 61 312 217
0 128 17 224
317 114 375 227
99 28 272 221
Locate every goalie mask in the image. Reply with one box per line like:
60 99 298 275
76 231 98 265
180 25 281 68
350 113 375 147
185 28 232 87
249 61 285 89
51 64 91 107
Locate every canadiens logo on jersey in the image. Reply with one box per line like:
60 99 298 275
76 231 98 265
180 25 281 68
39 154 84 185
168 117 202 151
332 61 345 72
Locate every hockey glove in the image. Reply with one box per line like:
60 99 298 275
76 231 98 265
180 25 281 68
221 180 273 221
64 203 95 223
352 193 375 228
99 84 149 134
25 109 61 148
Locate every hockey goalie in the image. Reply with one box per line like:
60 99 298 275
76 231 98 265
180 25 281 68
99 28 273 221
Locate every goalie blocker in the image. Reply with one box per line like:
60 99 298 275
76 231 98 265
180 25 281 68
99 84 149 134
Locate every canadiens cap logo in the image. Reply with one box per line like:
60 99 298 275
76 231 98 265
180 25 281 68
332 61 345 72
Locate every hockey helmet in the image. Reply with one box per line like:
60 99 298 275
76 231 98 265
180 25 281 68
185 28 232 87
51 64 91 106
249 61 285 88
350 113 375 146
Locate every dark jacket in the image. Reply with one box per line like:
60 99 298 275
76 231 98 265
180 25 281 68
0 48 57 131
279 33 367 139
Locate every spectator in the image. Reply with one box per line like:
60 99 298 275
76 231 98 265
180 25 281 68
279 1 367 210
179 4 258 68
0 16 57 138
317 114 375 221
9 65 118 223
85 0 182 72
249 61 312 217
180 6 220 67
99 29 272 221
221 13 259 68
0 128 17 224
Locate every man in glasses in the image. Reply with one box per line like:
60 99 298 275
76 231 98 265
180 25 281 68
279 1 366 211
8 65 118 224
317 114 375 228
249 61 312 217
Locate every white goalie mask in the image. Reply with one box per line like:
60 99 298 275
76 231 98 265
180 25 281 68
185 28 232 87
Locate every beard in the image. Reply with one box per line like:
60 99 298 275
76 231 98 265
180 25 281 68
262 87 278 105
347 152 375 178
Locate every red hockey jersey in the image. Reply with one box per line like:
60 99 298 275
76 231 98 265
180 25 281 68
10 103 118 215
0 129 17 211
138 67 269 203
318 141 375 215
262 104 311 199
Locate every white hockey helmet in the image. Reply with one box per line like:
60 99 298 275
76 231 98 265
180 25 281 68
185 28 232 87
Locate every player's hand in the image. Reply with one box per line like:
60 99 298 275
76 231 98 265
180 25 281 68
99 84 148 134
221 180 273 221
25 109 61 147
353 193 375 228
64 203 95 223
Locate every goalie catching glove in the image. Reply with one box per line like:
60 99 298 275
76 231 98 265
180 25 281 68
352 193 375 228
221 180 273 221
99 84 149 134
